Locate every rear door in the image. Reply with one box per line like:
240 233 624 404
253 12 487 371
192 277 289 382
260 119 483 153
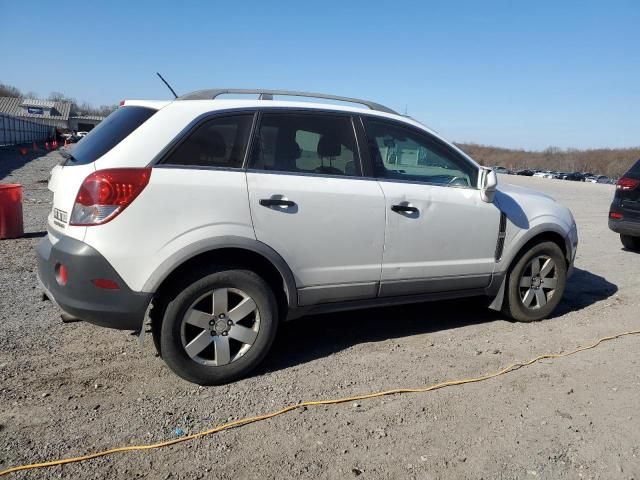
360 117 501 297
246 111 385 305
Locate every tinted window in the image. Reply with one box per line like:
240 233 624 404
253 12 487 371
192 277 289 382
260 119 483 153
65 106 156 165
250 113 359 176
628 158 640 175
164 114 253 168
364 119 477 188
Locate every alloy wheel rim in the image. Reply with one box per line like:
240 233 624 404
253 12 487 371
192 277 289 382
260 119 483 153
180 288 260 366
518 255 558 310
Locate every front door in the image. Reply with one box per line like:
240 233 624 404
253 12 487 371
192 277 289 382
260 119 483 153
361 117 501 297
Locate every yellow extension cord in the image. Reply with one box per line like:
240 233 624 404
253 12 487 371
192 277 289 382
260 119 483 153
1 329 639 477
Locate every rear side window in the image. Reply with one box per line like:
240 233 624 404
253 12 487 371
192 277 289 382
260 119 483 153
163 114 253 168
65 106 156 165
250 113 360 176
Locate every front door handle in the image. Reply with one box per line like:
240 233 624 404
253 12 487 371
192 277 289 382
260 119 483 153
259 198 296 208
391 204 418 214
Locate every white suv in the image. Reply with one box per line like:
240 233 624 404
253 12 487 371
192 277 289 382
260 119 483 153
38 89 578 385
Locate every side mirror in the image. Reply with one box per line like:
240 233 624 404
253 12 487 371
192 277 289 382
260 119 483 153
480 168 498 203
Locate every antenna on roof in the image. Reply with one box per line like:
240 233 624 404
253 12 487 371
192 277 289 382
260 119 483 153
156 72 178 99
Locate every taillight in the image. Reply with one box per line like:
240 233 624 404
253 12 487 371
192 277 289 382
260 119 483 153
119 100 126 106
616 177 640 191
70 168 151 226
609 212 623 220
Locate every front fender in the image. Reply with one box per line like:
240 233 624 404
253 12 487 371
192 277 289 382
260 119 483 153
497 215 574 274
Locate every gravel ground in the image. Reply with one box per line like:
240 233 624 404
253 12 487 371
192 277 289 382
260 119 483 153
0 148 639 479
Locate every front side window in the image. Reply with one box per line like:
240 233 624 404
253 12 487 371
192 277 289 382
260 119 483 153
250 113 359 176
364 118 477 188
163 114 253 168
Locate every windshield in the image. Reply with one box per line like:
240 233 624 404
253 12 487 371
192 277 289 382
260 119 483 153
64 106 156 165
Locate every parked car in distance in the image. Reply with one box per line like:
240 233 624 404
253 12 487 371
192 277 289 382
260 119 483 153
587 175 609 184
564 172 585 182
532 170 550 178
609 159 640 250
516 169 535 176
491 166 510 174
37 88 578 385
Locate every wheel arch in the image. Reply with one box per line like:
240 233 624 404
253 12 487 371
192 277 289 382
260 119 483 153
145 237 298 318
500 223 571 272
488 226 570 312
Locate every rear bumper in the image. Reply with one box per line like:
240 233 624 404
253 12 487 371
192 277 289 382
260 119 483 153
36 235 152 330
608 219 640 236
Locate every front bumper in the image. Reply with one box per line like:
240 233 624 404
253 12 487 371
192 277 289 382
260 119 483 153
36 235 152 330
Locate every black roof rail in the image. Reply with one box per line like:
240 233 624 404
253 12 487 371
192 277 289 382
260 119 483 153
176 88 398 115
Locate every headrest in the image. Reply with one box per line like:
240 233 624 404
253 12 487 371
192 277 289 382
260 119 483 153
317 134 341 157
276 130 302 161
208 131 227 157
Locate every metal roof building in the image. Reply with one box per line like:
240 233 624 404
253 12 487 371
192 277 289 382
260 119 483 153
0 97 71 129
0 97 105 132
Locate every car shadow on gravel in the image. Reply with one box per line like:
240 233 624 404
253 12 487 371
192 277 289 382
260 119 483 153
261 267 617 373
0 147 56 181
551 267 618 317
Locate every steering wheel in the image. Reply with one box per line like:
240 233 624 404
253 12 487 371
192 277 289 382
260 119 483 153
448 176 469 187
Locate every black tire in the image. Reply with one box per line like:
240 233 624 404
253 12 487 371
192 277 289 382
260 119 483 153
620 234 640 251
502 241 567 322
160 268 278 385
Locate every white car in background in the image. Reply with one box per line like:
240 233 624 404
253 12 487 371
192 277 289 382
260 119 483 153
533 170 551 178
37 89 578 385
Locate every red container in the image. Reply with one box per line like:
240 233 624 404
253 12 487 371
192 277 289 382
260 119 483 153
0 184 24 239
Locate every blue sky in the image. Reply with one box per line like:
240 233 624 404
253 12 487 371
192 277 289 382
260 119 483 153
1 0 638 150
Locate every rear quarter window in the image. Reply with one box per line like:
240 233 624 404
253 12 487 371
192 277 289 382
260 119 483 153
64 106 157 165
628 159 640 175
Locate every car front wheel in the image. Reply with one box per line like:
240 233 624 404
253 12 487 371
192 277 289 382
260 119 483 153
159 268 278 385
503 241 567 322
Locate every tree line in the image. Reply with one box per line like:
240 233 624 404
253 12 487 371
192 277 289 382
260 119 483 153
456 143 639 178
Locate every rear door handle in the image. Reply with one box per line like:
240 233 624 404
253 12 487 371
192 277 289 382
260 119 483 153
259 198 296 208
391 204 418 214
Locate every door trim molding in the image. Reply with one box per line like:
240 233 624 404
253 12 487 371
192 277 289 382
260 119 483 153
298 282 378 306
378 274 492 297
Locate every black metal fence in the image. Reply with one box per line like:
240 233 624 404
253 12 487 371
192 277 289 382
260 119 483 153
0 113 55 147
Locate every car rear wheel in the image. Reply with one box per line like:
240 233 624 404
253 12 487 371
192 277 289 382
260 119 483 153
620 234 640 251
502 241 567 322
159 268 278 385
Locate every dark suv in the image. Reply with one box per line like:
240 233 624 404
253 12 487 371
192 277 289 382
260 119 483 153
609 159 640 250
